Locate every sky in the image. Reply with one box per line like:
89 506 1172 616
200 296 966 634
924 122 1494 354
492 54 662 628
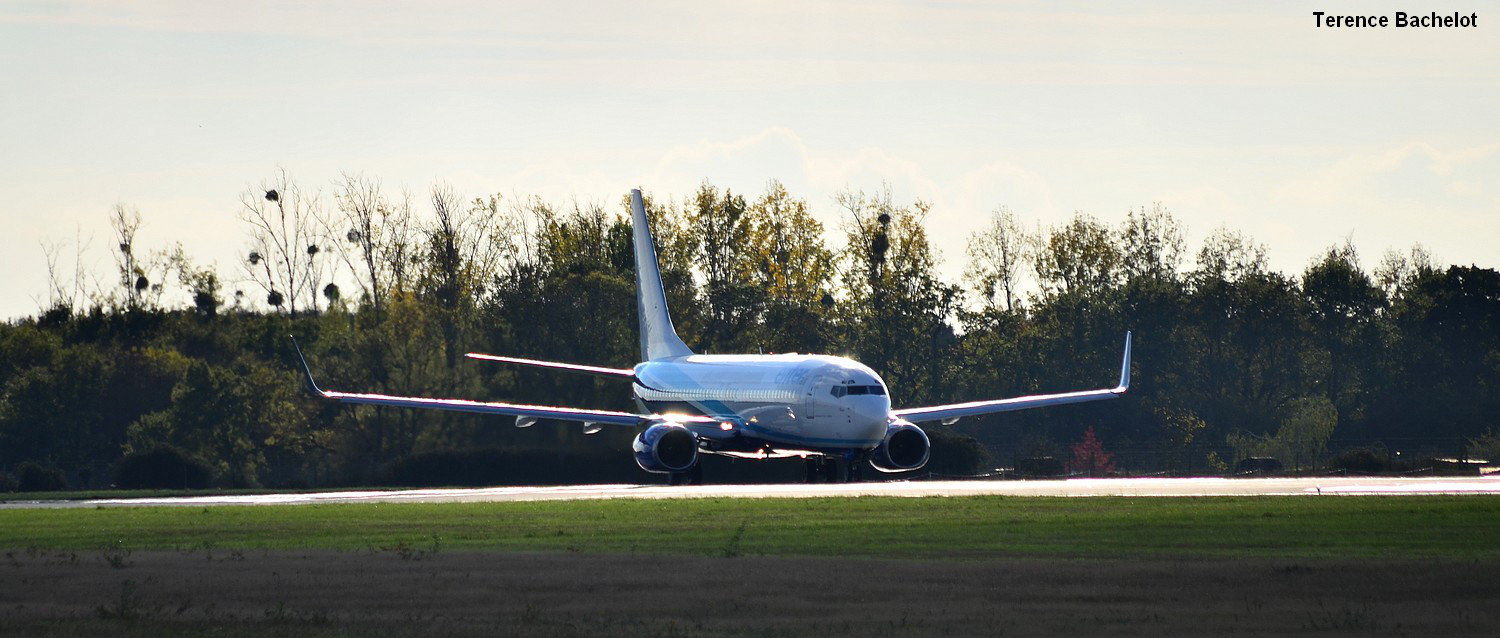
1 0 1496 318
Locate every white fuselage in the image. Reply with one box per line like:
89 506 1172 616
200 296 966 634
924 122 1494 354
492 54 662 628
632 354 891 454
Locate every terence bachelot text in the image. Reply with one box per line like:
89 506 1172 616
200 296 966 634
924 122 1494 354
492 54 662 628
1312 11 1478 28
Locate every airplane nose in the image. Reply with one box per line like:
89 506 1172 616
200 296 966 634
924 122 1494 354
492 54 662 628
853 398 891 443
854 397 891 424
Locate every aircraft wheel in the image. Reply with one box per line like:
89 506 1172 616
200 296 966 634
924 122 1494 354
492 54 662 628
804 459 821 484
846 461 863 483
688 462 704 486
667 472 683 486
822 458 840 483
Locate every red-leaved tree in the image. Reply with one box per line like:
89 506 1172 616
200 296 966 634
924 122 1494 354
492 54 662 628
1068 426 1116 477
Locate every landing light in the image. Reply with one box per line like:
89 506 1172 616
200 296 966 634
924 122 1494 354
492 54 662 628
719 421 734 431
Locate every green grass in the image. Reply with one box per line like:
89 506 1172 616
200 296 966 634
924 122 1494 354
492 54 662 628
0 486 383 502
2 495 1497 560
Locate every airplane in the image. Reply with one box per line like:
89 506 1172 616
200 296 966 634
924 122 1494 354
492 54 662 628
293 188 1131 484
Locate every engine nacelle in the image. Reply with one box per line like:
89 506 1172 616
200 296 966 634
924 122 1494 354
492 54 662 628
632 422 699 473
870 421 930 472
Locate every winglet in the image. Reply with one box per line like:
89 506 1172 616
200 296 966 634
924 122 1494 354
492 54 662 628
288 336 324 396
1115 331 1132 392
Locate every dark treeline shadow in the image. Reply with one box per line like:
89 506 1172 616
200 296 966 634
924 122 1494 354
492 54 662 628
2 177 1497 490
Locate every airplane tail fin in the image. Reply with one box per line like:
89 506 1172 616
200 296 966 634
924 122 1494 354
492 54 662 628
630 189 693 361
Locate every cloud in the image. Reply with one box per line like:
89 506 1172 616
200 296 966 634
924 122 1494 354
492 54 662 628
644 126 948 231
647 126 815 196
640 126 1057 270
13 1 1490 90
1275 141 1500 207
949 163 1061 219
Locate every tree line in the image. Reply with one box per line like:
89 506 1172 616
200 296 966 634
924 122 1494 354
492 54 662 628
2 171 1497 490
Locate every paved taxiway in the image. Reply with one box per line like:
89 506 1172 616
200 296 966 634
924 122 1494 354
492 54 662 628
3 476 1497 509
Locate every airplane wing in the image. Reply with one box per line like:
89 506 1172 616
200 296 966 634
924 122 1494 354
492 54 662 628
314 389 646 425
291 338 705 427
464 352 635 379
892 332 1131 425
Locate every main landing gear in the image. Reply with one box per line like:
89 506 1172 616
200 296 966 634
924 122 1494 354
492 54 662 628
804 457 863 483
667 463 704 486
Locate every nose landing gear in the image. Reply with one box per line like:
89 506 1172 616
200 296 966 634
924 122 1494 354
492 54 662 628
803 457 864 483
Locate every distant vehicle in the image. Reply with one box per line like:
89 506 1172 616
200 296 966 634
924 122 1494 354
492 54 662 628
294 189 1131 484
1235 457 1284 474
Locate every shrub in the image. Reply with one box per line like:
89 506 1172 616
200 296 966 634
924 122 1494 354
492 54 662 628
114 445 214 489
1016 456 1065 477
16 462 68 491
924 429 994 476
1331 448 1388 474
1469 429 1500 464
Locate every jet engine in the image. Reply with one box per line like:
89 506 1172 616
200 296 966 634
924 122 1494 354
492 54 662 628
870 420 930 472
632 422 699 473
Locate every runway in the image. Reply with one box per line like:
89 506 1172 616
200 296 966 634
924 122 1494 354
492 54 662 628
4 476 1498 509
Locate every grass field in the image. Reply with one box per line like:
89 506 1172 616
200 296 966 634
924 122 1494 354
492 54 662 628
0 486 381 502
3 494 1497 560
4 495 1498 636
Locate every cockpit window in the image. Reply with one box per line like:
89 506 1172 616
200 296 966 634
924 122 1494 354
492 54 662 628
833 385 885 398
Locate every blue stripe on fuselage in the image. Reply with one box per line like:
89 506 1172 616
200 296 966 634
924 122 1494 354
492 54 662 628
737 420 880 447
638 398 878 449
